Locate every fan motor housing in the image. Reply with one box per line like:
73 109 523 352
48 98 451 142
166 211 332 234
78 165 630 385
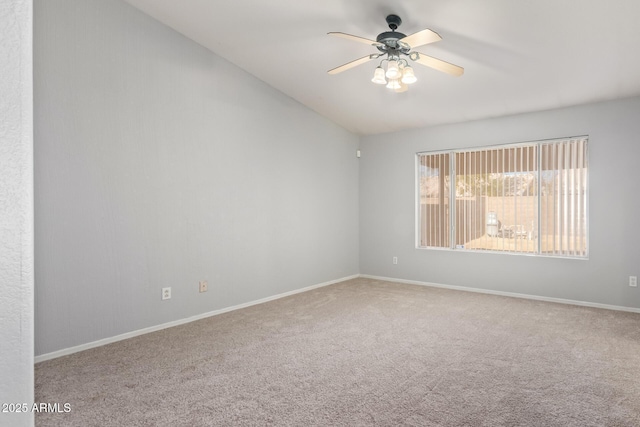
376 31 407 44
376 31 410 53
377 14 409 52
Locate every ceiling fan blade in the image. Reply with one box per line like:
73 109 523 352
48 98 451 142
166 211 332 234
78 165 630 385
411 52 464 76
328 55 376 75
399 29 441 49
328 32 383 47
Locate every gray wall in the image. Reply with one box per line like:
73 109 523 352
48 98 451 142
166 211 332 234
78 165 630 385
360 97 640 309
34 0 359 356
33 0 640 363
0 0 34 425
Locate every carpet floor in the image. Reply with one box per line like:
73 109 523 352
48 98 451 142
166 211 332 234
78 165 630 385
35 278 640 426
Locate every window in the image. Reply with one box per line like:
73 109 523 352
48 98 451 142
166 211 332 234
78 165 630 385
417 137 588 258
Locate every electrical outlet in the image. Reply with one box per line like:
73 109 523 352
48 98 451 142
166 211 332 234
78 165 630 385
630 276 638 287
393 256 398 265
199 281 208 293
162 287 171 300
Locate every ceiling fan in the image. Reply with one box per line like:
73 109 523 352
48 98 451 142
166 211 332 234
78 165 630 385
328 15 463 92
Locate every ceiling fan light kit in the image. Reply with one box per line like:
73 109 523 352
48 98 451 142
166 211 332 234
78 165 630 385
371 58 416 92
328 14 464 93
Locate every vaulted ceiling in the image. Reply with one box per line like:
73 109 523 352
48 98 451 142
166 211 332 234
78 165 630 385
123 0 640 135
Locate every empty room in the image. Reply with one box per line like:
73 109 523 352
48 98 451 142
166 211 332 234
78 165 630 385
3 0 640 426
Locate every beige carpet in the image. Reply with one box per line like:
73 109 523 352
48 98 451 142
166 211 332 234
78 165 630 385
35 278 640 426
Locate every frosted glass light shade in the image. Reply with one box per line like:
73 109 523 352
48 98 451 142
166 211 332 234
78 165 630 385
371 67 387 84
385 60 401 79
386 78 401 90
401 66 417 84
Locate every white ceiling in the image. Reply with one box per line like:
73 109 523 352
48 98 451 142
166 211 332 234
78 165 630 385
123 0 640 136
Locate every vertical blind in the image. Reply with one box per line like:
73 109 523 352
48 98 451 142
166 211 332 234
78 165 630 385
417 137 588 258
418 152 450 248
540 138 588 257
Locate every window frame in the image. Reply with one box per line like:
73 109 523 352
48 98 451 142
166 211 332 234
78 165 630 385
415 137 589 259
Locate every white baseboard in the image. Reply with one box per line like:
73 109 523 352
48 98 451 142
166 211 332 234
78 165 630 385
359 274 640 314
36 273 638 363
35 274 359 363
